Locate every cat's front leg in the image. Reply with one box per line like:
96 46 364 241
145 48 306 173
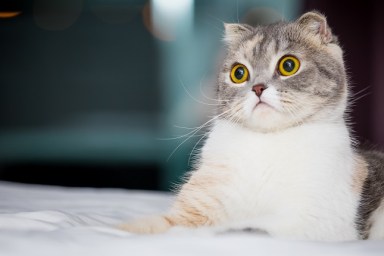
119 167 229 234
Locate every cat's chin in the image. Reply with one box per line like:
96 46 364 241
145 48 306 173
245 121 293 133
244 106 294 133
253 102 273 111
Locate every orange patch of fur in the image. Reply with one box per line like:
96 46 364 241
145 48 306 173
119 164 230 234
168 164 230 227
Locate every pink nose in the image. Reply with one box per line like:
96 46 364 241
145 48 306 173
252 84 266 97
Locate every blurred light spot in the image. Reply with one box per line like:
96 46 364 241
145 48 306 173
142 2 173 41
91 4 138 24
34 0 83 31
0 11 21 18
149 0 194 41
243 7 283 26
152 0 193 15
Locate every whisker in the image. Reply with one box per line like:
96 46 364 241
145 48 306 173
157 131 199 141
349 92 372 105
178 76 224 106
350 86 371 98
173 125 202 130
166 107 235 161
188 133 209 166
159 108 230 141
283 104 302 128
199 77 229 103
206 13 227 25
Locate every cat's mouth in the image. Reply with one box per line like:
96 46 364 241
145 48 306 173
245 93 278 116
254 100 274 111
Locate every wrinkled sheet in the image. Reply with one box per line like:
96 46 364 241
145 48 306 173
0 181 383 256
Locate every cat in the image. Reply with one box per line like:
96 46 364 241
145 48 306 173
120 11 384 241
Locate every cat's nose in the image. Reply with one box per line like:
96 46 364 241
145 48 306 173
252 84 266 97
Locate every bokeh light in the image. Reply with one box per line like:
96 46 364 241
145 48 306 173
0 11 21 18
33 0 83 31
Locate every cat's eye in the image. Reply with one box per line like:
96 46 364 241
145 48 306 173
278 56 300 76
230 64 249 84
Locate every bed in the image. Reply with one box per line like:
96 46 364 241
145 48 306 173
0 181 382 256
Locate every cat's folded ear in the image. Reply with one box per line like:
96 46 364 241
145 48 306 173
223 23 253 44
297 11 335 44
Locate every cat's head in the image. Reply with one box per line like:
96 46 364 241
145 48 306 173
216 11 347 132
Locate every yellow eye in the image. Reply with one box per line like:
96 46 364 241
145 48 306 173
278 56 300 76
230 64 249 84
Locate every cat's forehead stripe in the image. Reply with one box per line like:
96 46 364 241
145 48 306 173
274 38 280 54
258 34 272 56
244 33 264 50
246 35 280 70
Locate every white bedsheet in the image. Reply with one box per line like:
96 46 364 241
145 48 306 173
0 181 383 256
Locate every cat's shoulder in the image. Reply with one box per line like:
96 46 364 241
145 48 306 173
356 146 384 239
358 146 384 192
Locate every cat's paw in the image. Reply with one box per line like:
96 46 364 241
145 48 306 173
118 215 172 234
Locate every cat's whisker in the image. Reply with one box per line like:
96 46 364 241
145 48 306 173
188 102 241 165
348 87 372 106
167 129 206 162
224 101 243 121
173 125 202 130
349 92 372 105
201 14 226 34
166 107 235 161
282 105 297 123
205 22 224 34
159 122 211 141
205 14 231 34
157 130 201 141
280 1 287 22
178 77 225 107
160 108 233 141
282 103 303 128
206 14 227 26
350 86 371 98
157 133 206 141
188 132 209 166
225 103 245 130
231 112 243 127
199 78 229 103
226 111 238 125
265 93 301 106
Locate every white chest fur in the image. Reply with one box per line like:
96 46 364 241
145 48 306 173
200 119 360 241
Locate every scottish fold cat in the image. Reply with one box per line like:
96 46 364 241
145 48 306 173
120 11 384 241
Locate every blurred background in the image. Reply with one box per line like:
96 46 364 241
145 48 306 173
0 0 383 191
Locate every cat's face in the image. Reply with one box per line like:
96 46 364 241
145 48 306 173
217 12 348 132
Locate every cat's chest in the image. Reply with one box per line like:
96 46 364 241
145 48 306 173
199 120 358 237
203 120 350 175
201 120 354 210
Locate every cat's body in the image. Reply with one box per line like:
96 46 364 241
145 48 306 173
199 119 359 241
120 11 384 240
